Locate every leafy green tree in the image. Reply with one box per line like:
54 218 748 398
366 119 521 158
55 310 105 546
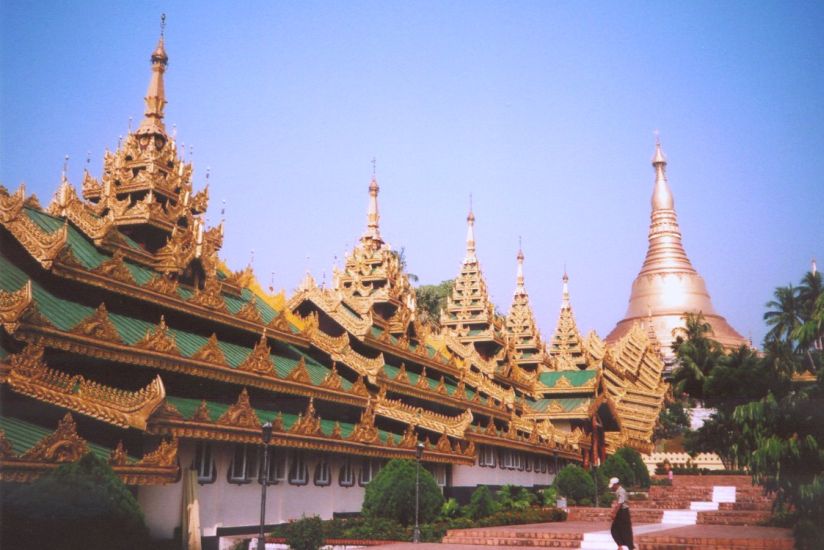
601 454 635 488
670 312 723 400
415 280 454 326
1 453 150 550
615 447 651 488
553 464 595 503
362 459 444 526
653 400 691 442
466 485 498 519
496 485 536 511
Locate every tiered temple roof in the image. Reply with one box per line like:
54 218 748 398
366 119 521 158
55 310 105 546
504 245 549 377
547 272 589 370
0 28 670 494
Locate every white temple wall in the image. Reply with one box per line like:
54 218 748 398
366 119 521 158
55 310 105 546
139 442 368 539
451 463 555 487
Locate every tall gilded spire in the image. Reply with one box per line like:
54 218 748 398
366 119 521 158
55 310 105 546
561 269 570 310
514 239 525 295
639 138 695 276
606 137 747 355
137 14 168 137
464 197 476 263
362 167 382 246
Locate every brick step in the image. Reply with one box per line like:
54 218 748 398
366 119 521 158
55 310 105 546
664 475 755 487
442 536 581 548
566 507 663 523
444 529 583 541
638 536 792 550
719 501 773 511
697 510 772 526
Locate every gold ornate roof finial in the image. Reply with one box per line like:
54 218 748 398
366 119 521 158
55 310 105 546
362 159 382 246
651 133 673 211
561 268 570 310
514 237 525 295
464 194 476 263
137 13 169 137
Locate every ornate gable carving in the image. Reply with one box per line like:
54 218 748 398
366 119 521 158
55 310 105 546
291 398 321 436
138 437 178 467
216 389 260 429
136 315 179 355
286 356 312 384
236 296 262 323
320 364 343 390
72 303 121 343
22 413 88 463
91 250 135 284
349 398 379 444
237 334 274 375
192 333 227 365
0 280 33 333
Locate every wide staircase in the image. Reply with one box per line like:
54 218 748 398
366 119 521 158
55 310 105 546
442 475 791 549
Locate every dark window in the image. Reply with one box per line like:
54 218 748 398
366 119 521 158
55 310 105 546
260 447 285 485
228 444 258 483
339 457 355 487
314 457 331 486
288 452 308 485
193 442 216 484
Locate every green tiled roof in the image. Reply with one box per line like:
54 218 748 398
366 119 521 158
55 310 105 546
0 253 339 388
166 396 395 444
0 415 137 463
18 207 298 333
539 369 598 388
529 397 592 414
381 364 476 401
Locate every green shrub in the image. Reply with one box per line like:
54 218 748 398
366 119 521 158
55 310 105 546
467 485 499 519
440 497 461 519
496 485 536 511
361 459 443 526
554 464 595 503
540 486 558 507
285 515 324 550
601 454 635 488
1 453 150 550
615 447 651 488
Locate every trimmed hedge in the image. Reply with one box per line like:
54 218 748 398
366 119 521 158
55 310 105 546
362 459 444 525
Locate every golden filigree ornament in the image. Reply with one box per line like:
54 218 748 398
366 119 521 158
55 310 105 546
72 303 122 343
291 398 322 436
92 250 136 284
22 413 88 463
349 398 379 444
238 334 274 375
192 333 227 365
137 315 179 355
217 388 260 429
0 280 33 333
286 356 312 384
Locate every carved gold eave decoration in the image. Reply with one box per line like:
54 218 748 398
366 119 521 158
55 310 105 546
136 315 179 355
374 385 474 437
308 325 385 383
6 341 165 430
47 180 115 245
0 413 179 485
49 254 307 347
71 303 122 343
0 279 33 333
0 184 68 269
192 333 227 365
91 249 136 284
12 311 367 409
148 391 474 465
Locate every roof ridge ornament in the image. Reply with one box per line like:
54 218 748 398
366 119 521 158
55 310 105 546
464 195 476 263
137 13 168 137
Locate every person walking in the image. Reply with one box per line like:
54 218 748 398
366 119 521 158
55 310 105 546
609 477 634 550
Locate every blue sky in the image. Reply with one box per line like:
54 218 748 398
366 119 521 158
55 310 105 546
2 1 822 346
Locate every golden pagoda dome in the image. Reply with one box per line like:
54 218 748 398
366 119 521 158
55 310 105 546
606 139 747 356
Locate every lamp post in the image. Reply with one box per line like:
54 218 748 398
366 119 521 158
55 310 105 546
259 422 273 550
413 441 424 543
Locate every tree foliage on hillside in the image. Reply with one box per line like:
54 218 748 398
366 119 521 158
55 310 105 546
1 453 150 550
415 280 454 327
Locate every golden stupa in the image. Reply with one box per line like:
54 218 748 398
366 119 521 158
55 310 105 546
606 139 747 356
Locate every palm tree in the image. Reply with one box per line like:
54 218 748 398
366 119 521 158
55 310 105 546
795 271 823 352
670 312 723 401
764 285 802 345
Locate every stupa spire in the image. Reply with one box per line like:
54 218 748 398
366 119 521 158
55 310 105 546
561 269 570 310
515 238 525 294
362 160 382 245
137 14 168 137
605 137 747 355
464 196 476 263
